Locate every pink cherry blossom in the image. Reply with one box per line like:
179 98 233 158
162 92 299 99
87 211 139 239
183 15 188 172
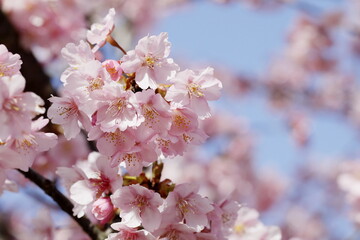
106 223 156 240
63 66 112 116
111 184 163 231
61 40 96 71
207 200 241 239
1 128 55 194
0 147 24 172
111 141 158 176
168 107 198 136
195 232 217 240
0 74 45 138
164 183 213 231
59 152 123 219
87 8 116 52
94 84 141 132
154 216 196 240
47 93 90 140
166 67 222 119
228 206 281 240
121 32 179 89
133 89 172 140
103 60 123 81
92 197 115 224
154 134 186 157
219 200 242 233
4 117 57 170
61 40 99 84
95 128 136 160
0 44 22 77
34 134 90 176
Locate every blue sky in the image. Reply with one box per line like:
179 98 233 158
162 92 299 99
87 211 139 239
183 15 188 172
152 1 357 178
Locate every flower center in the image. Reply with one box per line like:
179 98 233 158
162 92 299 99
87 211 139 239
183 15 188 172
233 224 246 234
173 114 190 130
177 198 195 215
143 105 159 126
16 135 37 152
144 56 157 69
132 195 149 209
188 83 204 97
90 174 111 198
88 77 104 91
107 99 126 117
4 98 21 111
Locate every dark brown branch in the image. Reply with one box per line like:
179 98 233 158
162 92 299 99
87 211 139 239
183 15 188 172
0 211 16 240
18 168 101 240
0 10 57 109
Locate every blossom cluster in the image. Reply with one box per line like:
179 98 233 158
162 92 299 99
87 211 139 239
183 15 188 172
44 9 281 240
48 8 222 177
58 152 245 239
0 6 285 240
57 152 281 239
0 44 57 194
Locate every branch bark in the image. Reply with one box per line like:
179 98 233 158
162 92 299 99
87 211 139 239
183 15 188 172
18 168 101 240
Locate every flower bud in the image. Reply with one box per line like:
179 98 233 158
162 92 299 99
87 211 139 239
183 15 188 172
92 196 114 224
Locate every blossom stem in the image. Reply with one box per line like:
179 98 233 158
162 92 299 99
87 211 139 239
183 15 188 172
18 168 102 240
106 35 127 55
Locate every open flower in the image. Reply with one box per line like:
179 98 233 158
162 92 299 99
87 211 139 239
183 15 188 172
106 223 155 240
47 93 90 140
166 67 222 119
87 8 116 52
164 183 213 231
111 184 163 231
121 32 179 89
0 44 22 77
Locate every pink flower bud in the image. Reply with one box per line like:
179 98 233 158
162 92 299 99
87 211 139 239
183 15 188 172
92 197 114 224
103 60 123 81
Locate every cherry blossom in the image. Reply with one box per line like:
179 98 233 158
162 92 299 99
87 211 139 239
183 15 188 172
58 152 122 219
106 223 156 240
0 147 23 194
94 84 140 132
0 5 300 240
4 117 57 168
111 184 163 231
92 197 115 224
166 67 222 119
164 183 213 231
0 74 45 138
87 8 116 52
47 92 91 140
0 44 22 77
228 206 281 240
121 32 179 89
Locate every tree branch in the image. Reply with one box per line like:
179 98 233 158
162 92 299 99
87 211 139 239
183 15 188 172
18 168 101 240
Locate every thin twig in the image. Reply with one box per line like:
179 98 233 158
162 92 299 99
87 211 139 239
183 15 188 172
106 35 127 55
